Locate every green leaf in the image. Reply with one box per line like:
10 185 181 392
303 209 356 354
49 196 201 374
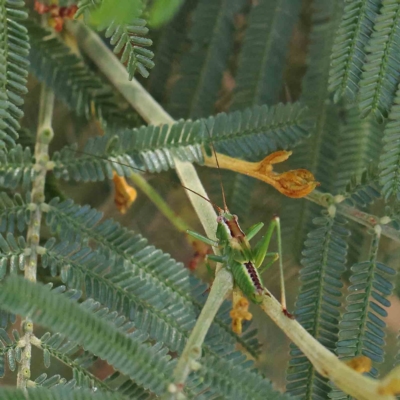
379 86 400 200
0 0 29 148
0 276 174 395
26 20 132 127
52 103 311 178
329 0 381 102
232 0 302 109
358 1 400 120
0 386 126 400
168 0 245 119
287 211 349 399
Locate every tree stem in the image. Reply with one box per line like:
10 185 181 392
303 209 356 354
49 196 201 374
17 85 54 389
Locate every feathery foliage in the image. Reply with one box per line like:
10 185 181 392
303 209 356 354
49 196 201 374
0 276 175 395
281 0 344 263
44 198 260 357
341 165 381 209
379 86 400 200
231 0 302 109
331 231 395 399
329 0 381 103
358 0 400 120
75 1 154 79
287 210 349 399
168 0 245 119
0 145 33 189
0 192 29 234
147 0 197 102
333 103 383 193
2 1 400 398
0 386 126 400
52 102 310 178
338 232 394 366
228 0 301 218
26 20 131 127
0 0 29 148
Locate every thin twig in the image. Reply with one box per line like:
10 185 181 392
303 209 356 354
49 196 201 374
307 191 400 242
17 85 54 389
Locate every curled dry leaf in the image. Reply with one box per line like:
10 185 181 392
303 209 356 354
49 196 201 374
203 150 319 198
113 172 137 214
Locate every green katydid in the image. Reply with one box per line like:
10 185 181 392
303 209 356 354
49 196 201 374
186 127 293 318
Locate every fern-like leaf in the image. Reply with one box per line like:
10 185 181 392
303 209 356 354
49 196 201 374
287 210 349 399
168 0 245 119
0 386 126 400
341 165 381 209
232 0 302 109
26 20 131 127
333 103 383 193
0 327 18 377
331 232 395 399
103 19 154 79
329 0 381 102
0 145 33 190
147 0 197 102
52 103 311 178
0 192 30 234
75 1 154 79
379 86 400 200
228 0 301 219
44 198 260 357
0 276 175 395
0 0 29 148
358 0 400 120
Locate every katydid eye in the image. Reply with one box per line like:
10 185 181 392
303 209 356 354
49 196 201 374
217 216 223 223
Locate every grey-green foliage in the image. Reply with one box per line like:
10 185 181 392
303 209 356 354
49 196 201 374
26 20 132 127
329 0 381 103
380 86 400 200
168 0 245 119
0 0 29 148
44 198 260 357
231 0 302 110
333 102 383 193
358 0 400 120
3 1 400 399
281 0 344 264
75 0 154 79
0 386 126 400
0 327 19 377
228 0 302 219
51 102 310 178
331 232 395 399
147 0 197 103
41 198 292 399
0 275 175 395
287 211 349 399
